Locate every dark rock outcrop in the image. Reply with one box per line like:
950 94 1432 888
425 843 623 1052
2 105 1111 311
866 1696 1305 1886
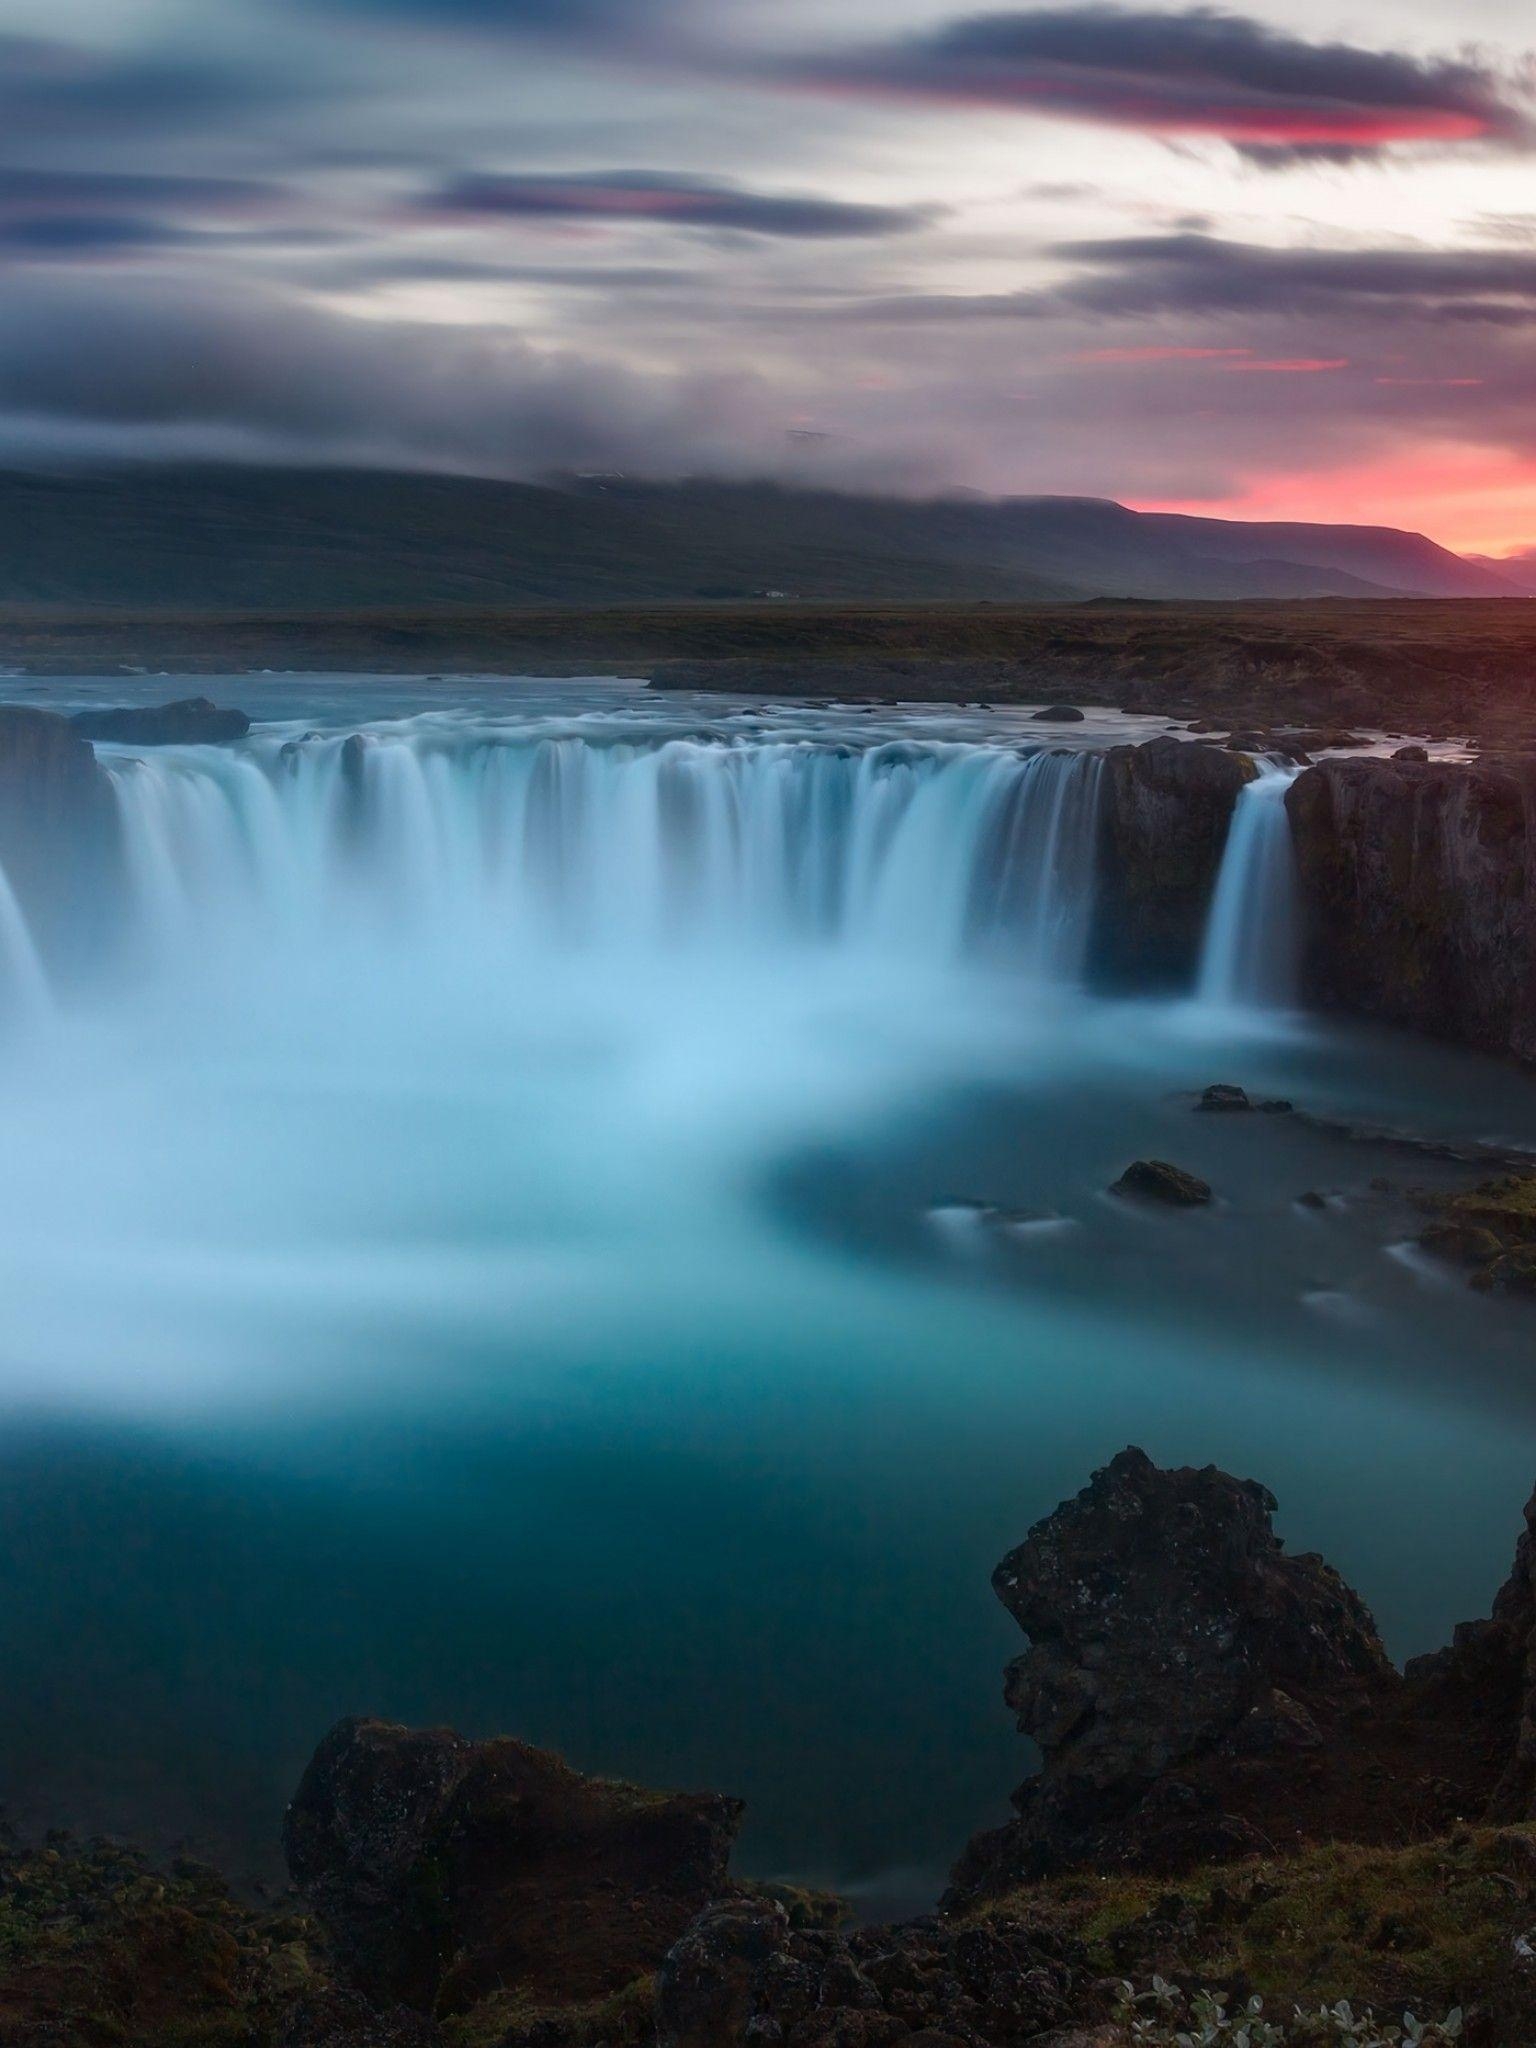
284 1717 742 2019
0 703 120 958
1109 1160 1212 1206
1093 738 1254 986
1287 755 1536 1061
656 1896 1080 2048
1032 704 1085 722
950 1448 1398 1897
71 695 250 744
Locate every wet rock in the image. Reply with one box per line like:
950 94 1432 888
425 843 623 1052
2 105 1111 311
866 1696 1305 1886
1110 1160 1212 1206
279 1988 442 2046
1287 755 1536 1060
70 696 251 744
1033 704 1085 722
1393 744 1430 763
285 1716 742 2017
1479 1248 1536 1297
1195 1084 1253 1113
949 1447 1396 1895
656 1898 1079 2048
1421 1221 1505 1268
1094 738 1254 988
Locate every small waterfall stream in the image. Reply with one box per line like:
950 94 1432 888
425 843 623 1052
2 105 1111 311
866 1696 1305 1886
0 860 53 1022
1196 762 1302 1010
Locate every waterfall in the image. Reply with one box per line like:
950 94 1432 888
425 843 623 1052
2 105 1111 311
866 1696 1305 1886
1196 762 1302 1009
0 861 53 1022
99 729 1107 986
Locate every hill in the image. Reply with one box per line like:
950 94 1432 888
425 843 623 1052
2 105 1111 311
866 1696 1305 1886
0 466 1520 608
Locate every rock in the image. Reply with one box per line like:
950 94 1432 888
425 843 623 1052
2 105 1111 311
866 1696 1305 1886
284 1717 742 2017
1485 1248 1536 1297
1110 1160 1212 1206
1195 1084 1252 1113
656 1898 1079 2048
71 696 251 745
0 703 121 957
949 1447 1396 1895
279 1989 442 2046
1033 704 1085 722
1286 755 1536 1060
1422 1220 1505 1267
1093 738 1254 988
1393 744 1430 763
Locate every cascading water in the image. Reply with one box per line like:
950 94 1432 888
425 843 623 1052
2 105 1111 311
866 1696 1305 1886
99 728 1107 987
1195 761 1302 1010
0 860 52 1022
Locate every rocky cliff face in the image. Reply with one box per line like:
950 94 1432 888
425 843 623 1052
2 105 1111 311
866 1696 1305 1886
1092 738 1253 986
1287 754 1536 1061
0 705 120 960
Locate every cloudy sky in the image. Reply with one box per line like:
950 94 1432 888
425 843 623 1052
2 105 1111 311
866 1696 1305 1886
3 0 1535 552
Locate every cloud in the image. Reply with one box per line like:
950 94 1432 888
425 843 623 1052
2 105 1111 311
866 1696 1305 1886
785 7 1534 164
0 32 290 138
415 169 936 239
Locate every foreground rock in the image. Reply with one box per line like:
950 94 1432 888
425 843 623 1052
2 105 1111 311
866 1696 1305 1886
284 1717 742 2018
1093 738 1254 987
71 695 251 744
656 1896 1080 2048
1109 1159 1211 1206
950 1447 1400 1896
1287 754 1536 1061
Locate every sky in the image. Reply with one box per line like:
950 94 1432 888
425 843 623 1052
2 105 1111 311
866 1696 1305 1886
2 0 1535 553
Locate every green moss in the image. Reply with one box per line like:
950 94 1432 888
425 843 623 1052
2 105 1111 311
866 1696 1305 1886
967 1826 1536 2020
442 1972 656 2048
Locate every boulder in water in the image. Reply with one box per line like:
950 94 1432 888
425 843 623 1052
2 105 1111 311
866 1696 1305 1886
1032 704 1085 722
1393 744 1430 763
1110 1159 1212 1206
71 696 250 744
284 1717 742 2018
1195 1083 1253 1113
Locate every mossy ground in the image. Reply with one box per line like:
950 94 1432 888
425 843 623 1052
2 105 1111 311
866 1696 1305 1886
968 1826 1536 2033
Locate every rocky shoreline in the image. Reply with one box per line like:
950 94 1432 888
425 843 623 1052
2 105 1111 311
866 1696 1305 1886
7 1449 1536 2046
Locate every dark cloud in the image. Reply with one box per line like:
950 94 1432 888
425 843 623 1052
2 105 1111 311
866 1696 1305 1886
417 170 937 238
787 8 1534 164
0 168 298 265
292 0 662 37
844 234 1536 327
1051 233 1536 319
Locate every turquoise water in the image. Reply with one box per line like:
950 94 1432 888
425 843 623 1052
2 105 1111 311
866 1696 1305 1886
0 677 1532 1904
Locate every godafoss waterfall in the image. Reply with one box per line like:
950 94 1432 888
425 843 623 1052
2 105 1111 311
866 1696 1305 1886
2 678 1535 1906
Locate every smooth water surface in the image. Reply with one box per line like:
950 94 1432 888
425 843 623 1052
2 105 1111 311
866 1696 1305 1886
0 676 1532 1905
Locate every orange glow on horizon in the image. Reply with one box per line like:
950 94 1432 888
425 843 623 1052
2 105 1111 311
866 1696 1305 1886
1131 445 1536 559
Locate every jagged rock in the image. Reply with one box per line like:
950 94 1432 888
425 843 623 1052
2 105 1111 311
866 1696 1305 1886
285 1717 742 2018
0 703 121 956
1093 738 1254 987
71 696 251 744
655 1897 1080 2048
1287 755 1536 1060
949 1448 1397 1896
1110 1160 1212 1206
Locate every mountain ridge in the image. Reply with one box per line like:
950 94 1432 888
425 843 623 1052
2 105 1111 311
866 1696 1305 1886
0 464 1521 608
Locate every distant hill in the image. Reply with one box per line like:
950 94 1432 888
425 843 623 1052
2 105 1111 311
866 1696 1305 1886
1469 549 1536 595
0 466 1521 608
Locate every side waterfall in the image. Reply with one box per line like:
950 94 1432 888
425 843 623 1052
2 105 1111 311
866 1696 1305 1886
102 732 1107 984
0 861 53 1021
1196 762 1302 1009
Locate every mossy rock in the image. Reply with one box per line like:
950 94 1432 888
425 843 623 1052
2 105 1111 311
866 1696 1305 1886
1438 1174 1536 1247
965 1824 1536 2034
